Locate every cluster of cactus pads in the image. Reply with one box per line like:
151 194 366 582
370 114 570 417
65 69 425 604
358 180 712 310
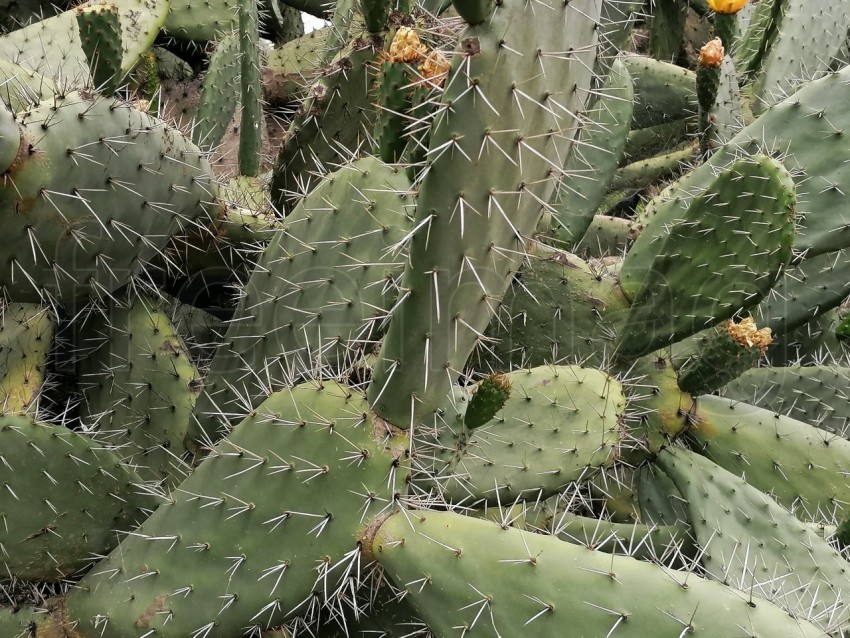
7 0 850 635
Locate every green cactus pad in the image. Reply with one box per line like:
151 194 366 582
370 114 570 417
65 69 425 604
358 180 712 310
193 156 412 445
438 365 626 505
753 0 850 111
77 293 201 486
65 381 408 637
0 0 168 85
623 55 697 130
636 463 691 526
616 154 796 358
689 394 850 523
0 91 216 302
481 249 629 371
723 365 850 438
753 248 850 336
368 0 602 426
193 32 241 151
668 61 850 257
530 508 695 566
264 27 328 103
271 41 379 213
164 0 237 41
0 60 56 113
371 509 823 637
658 446 850 631
549 58 634 250
0 415 150 581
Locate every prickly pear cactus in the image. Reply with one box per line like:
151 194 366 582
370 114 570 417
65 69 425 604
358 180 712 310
4 1 850 637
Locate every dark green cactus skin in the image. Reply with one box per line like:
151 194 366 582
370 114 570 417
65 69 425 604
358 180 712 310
372 509 823 637
451 0 492 25
263 0 306 44
462 372 510 430
673 63 850 258
0 92 216 303
375 60 412 164
0 414 150 581
648 0 686 63
238 0 263 177
675 321 764 396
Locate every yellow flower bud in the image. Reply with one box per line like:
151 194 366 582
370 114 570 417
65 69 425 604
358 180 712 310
707 0 749 14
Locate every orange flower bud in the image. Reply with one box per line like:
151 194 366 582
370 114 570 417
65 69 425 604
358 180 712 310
698 37 725 68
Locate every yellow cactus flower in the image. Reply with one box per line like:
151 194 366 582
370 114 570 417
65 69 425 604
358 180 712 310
707 0 749 14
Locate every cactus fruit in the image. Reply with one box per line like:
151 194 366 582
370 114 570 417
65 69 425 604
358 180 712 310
676 316 772 395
